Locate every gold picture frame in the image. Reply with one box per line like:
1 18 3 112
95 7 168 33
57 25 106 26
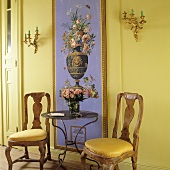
52 0 107 149
70 126 86 146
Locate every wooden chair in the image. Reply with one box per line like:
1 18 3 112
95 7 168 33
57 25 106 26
5 92 51 170
81 92 143 170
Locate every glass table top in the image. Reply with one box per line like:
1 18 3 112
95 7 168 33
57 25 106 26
41 110 98 120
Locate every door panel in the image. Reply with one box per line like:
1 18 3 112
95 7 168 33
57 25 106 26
0 0 3 144
1 0 19 145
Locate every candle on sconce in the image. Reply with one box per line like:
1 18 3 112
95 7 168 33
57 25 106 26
122 9 147 42
24 28 40 53
131 9 134 14
25 34 27 41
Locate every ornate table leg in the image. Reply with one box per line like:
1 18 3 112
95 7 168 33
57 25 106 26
73 117 100 169
52 119 68 169
52 116 100 169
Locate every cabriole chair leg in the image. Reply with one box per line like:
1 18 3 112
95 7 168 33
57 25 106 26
24 146 29 159
81 151 88 170
39 145 46 170
5 146 13 170
47 141 51 160
114 165 119 170
132 156 137 170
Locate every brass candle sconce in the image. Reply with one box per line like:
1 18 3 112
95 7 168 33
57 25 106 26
23 27 40 53
122 9 146 41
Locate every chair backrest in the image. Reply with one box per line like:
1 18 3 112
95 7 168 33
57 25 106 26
23 92 51 131
112 92 143 151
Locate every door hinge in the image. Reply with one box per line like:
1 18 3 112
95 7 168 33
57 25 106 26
15 60 17 67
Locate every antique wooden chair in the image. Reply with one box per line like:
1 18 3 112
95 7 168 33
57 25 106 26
81 92 143 170
5 92 51 170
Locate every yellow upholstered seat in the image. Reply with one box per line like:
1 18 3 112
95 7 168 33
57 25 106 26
85 138 133 158
8 129 47 142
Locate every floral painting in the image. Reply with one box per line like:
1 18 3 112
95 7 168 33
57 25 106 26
61 4 96 55
54 0 107 149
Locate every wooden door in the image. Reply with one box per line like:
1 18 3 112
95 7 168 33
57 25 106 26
1 0 22 145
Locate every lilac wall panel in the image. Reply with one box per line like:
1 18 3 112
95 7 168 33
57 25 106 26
55 0 102 147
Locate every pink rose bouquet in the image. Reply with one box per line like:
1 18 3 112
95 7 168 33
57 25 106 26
61 88 86 102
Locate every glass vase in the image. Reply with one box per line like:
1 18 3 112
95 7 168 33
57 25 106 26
67 100 80 114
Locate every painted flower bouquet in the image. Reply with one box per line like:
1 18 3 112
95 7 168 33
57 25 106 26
61 4 96 55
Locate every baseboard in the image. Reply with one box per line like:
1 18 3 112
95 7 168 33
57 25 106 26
119 161 169 170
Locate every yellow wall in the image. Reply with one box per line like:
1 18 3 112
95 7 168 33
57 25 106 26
22 0 54 146
1 0 169 169
107 0 170 169
23 0 53 93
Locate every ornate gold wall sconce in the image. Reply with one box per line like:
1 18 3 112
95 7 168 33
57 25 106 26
122 9 146 41
23 27 40 53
